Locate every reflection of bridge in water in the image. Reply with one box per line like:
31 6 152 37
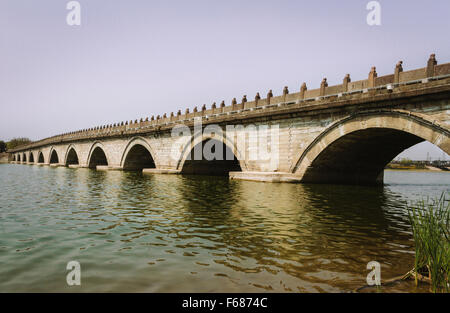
10 54 450 185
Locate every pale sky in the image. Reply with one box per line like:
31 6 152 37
1 0 449 160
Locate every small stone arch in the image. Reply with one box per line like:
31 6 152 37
29 152 35 163
292 110 450 185
64 145 79 166
37 151 45 163
120 137 157 170
22 153 27 163
87 142 109 168
49 148 59 164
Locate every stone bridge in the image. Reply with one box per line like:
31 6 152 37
10 54 450 185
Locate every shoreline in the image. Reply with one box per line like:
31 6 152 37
385 168 448 172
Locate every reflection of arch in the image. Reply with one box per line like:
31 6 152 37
49 148 59 164
29 152 35 163
120 137 157 170
38 151 44 163
177 131 247 172
292 110 450 185
64 145 79 166
87 142 109 168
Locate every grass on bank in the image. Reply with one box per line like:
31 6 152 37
407 194 449 293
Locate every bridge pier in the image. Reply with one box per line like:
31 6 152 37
68 164 88 169
143 168 181 175
96 165 123 171
229 171 302 183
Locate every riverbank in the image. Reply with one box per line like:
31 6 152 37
385 165 449 172
0 152 11 163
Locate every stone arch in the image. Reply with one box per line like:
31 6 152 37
38 151 45 163
13 155 16 161
64 145 79 166
87 142 109 169
29 152 35 163
22 153 27 163
120 137 157 170
292 110 450 185
49 148 59 164
177 132 245 175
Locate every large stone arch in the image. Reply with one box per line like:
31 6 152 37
87 142 109 168
176 131 247 174
120 137 158 170
64 144 80 166
292 110 450 185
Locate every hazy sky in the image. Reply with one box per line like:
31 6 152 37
1 0 449 160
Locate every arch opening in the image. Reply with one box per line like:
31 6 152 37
66 148 79 166
301 128 427 185
29 152 34 163
23 153 27 163
50 150 59 164
181 139 242 176
13 155 16 161
38 152 44 163
88 147 108 168
389 141 450 171
123 144 155 171
17 155 20 162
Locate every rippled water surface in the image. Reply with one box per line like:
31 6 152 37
0 164 448 292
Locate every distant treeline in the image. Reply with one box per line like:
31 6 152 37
0 138 32 152
386 158 426 169
385 158 450 170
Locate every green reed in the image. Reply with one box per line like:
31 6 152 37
407 194 449 293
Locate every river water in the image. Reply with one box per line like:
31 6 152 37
0 164 448 292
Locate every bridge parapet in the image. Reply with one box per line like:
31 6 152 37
10 54 450 153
